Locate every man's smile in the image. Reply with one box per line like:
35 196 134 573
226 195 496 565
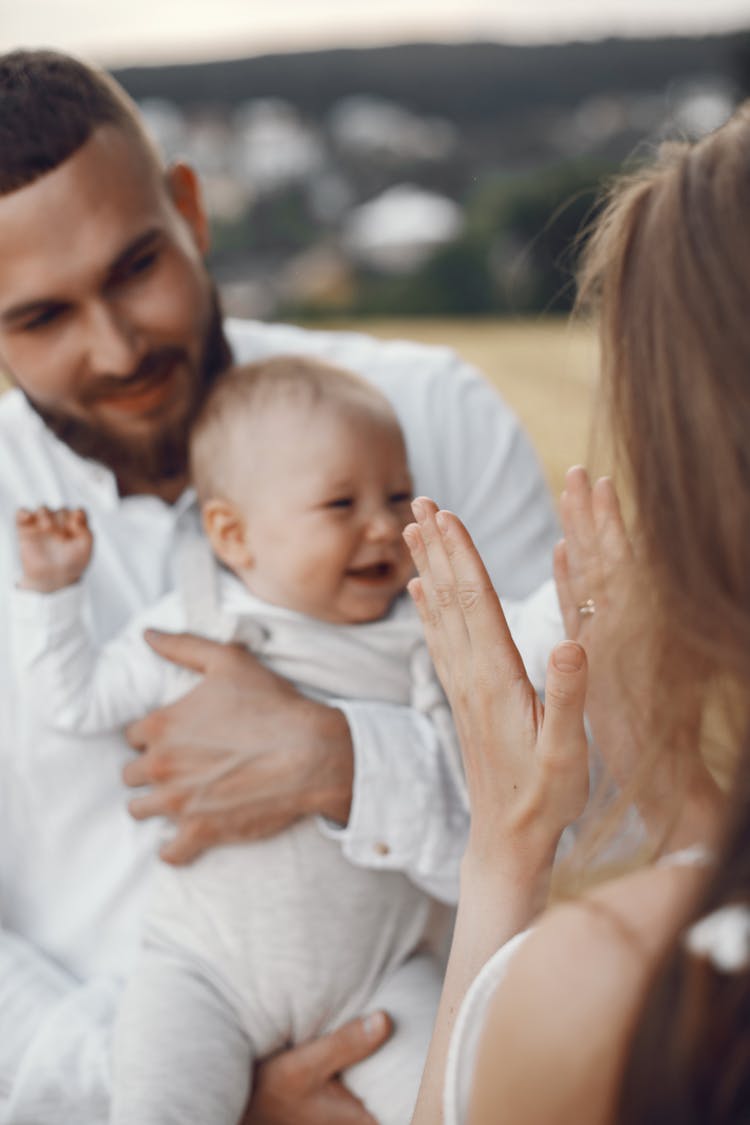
90 355 184 418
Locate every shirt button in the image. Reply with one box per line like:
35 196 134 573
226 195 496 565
373 841 390 856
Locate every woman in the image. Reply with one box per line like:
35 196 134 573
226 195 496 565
405 101 750 1123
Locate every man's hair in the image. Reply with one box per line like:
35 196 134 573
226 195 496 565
0 49 150 194
189 354 400 503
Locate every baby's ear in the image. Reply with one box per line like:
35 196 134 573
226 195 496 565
202 499 253 571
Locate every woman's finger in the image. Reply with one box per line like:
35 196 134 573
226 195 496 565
404 571 450 687
432 510 527 681
559 477 602 613
411 498 470 653
538 641 590 824
553 539 582 640
591 477 631 578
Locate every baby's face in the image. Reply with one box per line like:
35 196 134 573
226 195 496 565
232 402 415 624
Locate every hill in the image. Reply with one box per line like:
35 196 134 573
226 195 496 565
113 33 750 122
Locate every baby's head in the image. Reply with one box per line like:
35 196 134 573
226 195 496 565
189 355 415 624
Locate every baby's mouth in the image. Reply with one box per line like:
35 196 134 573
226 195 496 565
346 562 395 583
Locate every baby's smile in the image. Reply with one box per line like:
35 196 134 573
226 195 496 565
346 560 398 583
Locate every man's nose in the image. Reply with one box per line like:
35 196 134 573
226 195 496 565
83 302 141 378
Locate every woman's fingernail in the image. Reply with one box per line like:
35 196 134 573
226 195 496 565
552 641 585 672
435 511 448 531
411 498 424 521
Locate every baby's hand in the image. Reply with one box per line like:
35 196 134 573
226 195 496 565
16 507 94 592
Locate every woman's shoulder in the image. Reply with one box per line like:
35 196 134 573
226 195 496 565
467 862 705 1125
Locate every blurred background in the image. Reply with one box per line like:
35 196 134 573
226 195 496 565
3 2 749 490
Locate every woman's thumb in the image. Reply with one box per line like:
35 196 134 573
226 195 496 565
540 641 589 794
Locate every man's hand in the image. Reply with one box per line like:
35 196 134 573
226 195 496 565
123 631 354 863
244 1012 392 1125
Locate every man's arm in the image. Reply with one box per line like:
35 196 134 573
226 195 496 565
0 927 115 1122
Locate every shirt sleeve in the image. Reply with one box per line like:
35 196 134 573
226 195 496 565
320 699 467 904
0 926 116 1124
9 584 176 735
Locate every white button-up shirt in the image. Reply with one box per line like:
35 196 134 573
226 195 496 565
0 318 559 1123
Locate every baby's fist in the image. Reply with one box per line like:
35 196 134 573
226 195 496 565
16 507 94 592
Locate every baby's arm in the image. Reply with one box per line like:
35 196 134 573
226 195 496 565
12 508 177 734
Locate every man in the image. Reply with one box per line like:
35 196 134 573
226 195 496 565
0 50 558 1123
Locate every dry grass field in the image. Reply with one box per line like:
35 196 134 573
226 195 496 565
322 316 602 500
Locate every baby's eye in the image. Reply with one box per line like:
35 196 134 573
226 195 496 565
389 492 412 505
126 252 158 277
326 497 354 510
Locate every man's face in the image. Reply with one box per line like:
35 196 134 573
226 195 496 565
0 125 225 489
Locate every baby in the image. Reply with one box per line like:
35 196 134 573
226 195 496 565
12 355 563 1125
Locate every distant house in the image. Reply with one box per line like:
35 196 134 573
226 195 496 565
232 99 324 194
343 184 464 273
329 95 456 163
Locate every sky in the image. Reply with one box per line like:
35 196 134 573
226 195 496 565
1 0 748 66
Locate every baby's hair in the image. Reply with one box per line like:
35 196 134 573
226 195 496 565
189 354 399 503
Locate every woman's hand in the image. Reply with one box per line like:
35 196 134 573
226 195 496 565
554 468 638 790
404 497 589 884
405 497 590 1124
554 467 722 848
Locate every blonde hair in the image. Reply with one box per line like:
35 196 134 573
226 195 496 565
578 106 750 688
188 354 400 504
557 103 750 885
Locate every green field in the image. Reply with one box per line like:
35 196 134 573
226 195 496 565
319 317 601 501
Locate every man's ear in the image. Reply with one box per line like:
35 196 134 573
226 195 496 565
202 499 253 572
167 162 210 255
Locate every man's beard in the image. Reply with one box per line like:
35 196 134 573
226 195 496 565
25 287 232 490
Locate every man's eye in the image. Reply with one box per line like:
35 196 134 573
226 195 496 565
113 252 158 285
326 497 354 509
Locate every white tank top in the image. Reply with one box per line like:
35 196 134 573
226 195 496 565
443 845 714 1125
